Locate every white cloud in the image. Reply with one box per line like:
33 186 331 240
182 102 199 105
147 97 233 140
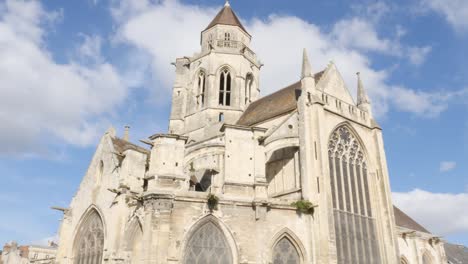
393 189 468 236
422 0 468 32
113 0 447 119
440 161 457 172
0 0 127 157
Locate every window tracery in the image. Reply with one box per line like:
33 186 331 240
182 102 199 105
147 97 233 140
328 125 381 263
73 210 104 264
183 221 232 264
272 237 301 264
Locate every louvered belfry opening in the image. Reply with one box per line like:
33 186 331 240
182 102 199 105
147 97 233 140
73 210 104 264
183 221 233 264
328 126 381 263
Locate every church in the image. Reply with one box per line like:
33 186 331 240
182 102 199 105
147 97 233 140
54 2 448 263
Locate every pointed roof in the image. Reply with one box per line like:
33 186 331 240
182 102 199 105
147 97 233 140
205 2 249 35
237 71 325 126
393 206 430 233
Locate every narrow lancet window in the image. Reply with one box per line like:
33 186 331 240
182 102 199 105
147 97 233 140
245 74 253 104
219 68 231 106
197 71 206 108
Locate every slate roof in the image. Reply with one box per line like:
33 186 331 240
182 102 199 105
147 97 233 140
237 71 325 126
445 243 468 264
205 4 248 34
111 137 150 155
393 206 430 234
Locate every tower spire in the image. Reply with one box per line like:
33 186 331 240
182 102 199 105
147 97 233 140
356 72 370 105
301 48 313 79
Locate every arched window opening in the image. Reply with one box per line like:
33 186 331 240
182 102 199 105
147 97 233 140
219 69 231 106
183 221 233 264
224 32 231 41
245 74 253 104
272 237 301 264
422 252 433 264
400 256 409 264
328 126 381 263
96 160 104 185
73 210 104 264
197 71 206 108
266 147 300 197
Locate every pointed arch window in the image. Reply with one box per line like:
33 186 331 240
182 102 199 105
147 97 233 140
183 221 233 264
197 71 206 108
422 252 433 264
219 68 231 106
328 126 381 263
272 237 301 264
245 73 253 104
73 210 104 264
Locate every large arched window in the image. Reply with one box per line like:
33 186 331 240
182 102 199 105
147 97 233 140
196 71 206 108
266 147 300 197
183 221 233 264
272 237 301 264
219 68 231 106
73 210 104 264
328 125 381 263
245 73 253 104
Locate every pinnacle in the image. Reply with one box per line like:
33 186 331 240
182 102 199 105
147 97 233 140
301 48 313 79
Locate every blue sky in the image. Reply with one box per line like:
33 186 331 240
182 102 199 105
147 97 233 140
0 0 467 247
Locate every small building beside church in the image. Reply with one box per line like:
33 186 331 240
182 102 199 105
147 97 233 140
54 2 448 263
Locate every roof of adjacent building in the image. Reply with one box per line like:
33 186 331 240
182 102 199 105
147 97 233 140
111 137 150 155
444 243 468 264
236 71 325 126
205 3 248 34
393 206 430 233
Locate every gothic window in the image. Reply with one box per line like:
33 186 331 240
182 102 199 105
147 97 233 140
422 252 433 264
183 222 233 264
245 74 253 104
219 68 231 106
328 126 381 263
197 71 206 108
224 32 231 41
73 210 104 264
266 147 300 197
272 237 301 264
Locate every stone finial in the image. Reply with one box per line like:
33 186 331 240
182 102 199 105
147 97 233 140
301 48 313 79
124 125 130 141
225 0 230 7
356 72 370 105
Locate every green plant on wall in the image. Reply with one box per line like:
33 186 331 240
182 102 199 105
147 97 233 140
207 194 219 211
291 200 316 214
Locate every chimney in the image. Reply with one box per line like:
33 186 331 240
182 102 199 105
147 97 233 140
124 125 130 141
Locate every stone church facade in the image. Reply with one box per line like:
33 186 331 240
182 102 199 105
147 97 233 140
54 2 448 264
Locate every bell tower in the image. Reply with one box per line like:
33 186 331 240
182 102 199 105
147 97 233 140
169 1 262 137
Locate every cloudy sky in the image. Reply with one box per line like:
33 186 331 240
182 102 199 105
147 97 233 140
0 0 467 247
